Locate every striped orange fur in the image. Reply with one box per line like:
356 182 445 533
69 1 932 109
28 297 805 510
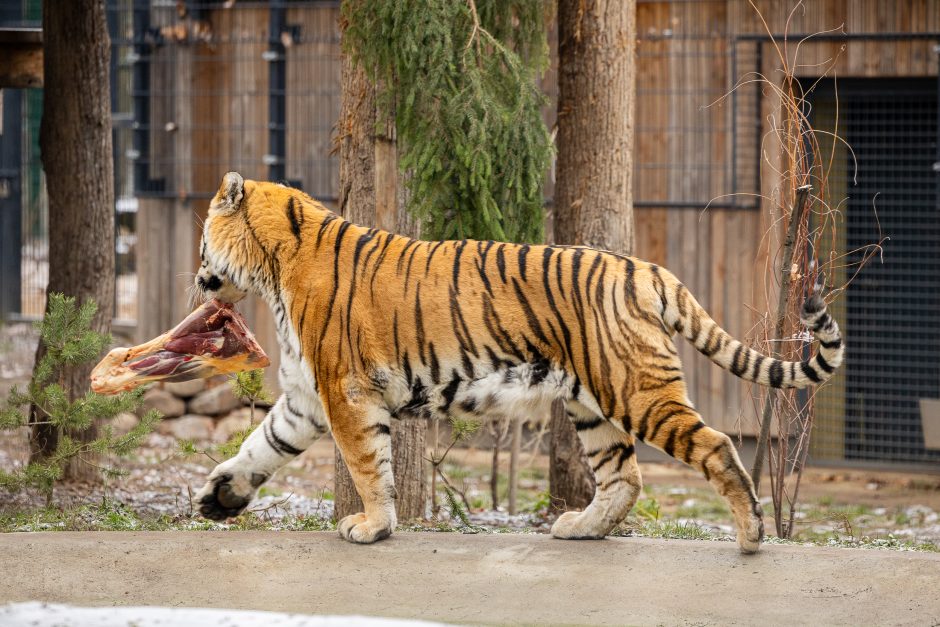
193 172 843 553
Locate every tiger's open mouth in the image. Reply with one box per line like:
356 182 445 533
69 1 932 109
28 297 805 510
90 299 269 395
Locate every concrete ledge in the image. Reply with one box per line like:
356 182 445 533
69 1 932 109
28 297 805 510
1 532 938 626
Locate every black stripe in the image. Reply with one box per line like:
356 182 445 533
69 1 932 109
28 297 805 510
541 248 574 363
621 413 632 433
800 361 822 383
286 196 302 246
476 240 495 296
428 342 441 384
815 352 834 374
284 397 304 418
575 417 604 432
614 444 635 472
415 284 427 366
662 426 680 458
495 244 507 283
730 344 746 376
396 239 419 273
511 278 551 347
403 241 421 285
820 338 842 350
440 372 462 412
266 420 304 456
647 409 684 443
369 233 397 296
425 241 445 274
315 213 337 248
481 293 526 361
373 423 391 436
768 360 785 388
700 325 720 357
517 244 530 281
452 240 466 293
682 421 707 464
812 313 832 333
751 353 765 382
315 220 352 357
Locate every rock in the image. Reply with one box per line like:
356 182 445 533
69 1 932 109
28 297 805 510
140 387 185 418
188 384 242 416
213 407 267 443
162 379 207 399
110 412 140 436
158 414 215 441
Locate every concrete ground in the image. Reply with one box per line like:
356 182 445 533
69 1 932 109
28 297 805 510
1 532 938 626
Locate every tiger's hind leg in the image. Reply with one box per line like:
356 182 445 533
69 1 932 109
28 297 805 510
551 410 643 540
632 385 764 554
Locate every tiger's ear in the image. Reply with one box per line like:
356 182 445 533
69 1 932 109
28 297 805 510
213 171 244 215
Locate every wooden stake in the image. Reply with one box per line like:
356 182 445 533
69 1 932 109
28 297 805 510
750 184 811 493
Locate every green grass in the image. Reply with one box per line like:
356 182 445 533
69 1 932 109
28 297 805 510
0 500 334 533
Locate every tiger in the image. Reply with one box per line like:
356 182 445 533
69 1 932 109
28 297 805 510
193 172 843 553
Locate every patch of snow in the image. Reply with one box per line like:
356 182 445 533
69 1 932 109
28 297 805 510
0 602 452 627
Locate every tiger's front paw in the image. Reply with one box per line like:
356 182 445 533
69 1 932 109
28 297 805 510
550 510 608 540
195 463 267 521
337 512 395 544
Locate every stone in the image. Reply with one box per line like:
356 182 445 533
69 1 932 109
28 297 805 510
188 384 243 416
110 412 140 436
213 407 267 443
158 414 215 441
140 387 185 418
162 379 206 399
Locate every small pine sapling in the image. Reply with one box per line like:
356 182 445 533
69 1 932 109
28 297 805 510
0 293 159 499
178 369 272 463
429 416 480 523
222 369 272 458
229 369 273 423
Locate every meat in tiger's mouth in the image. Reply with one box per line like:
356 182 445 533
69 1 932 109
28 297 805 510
90 299 269 395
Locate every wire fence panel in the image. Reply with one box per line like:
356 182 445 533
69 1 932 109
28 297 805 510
811 79 940 466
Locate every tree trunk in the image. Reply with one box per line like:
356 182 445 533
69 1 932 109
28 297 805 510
334 41 427 522
550 0 636 511
29 0 115 483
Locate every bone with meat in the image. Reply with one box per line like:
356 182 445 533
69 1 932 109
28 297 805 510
90 300 270 395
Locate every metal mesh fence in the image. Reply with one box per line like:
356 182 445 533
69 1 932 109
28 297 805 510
810 78 940 466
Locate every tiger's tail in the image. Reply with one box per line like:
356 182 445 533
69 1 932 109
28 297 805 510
663 276 843 389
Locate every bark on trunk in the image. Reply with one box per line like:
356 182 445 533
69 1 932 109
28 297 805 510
29 0 115 483
334 46 427 521
550 0 636 511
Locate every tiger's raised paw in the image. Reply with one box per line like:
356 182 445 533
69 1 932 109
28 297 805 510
337 513 395 544
195 465 266 521
737 504 765 554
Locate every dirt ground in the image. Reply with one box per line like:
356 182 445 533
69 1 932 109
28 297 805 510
1 531 938 626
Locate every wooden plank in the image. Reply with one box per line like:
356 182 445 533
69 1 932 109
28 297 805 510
136 198 175 342
707 209 728 430
286 5 341 197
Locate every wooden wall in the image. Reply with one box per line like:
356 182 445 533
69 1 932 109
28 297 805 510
631 0 940 435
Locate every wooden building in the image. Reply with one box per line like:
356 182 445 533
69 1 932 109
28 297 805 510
4 1 937 466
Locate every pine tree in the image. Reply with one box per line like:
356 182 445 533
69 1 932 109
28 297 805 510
0 294 159 499
32 0 116 482
341 0 553 242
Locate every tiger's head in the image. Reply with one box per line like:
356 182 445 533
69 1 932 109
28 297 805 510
195 171 297 304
